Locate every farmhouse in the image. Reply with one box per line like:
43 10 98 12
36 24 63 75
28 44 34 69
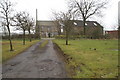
36 20 103 38
37 21 58 37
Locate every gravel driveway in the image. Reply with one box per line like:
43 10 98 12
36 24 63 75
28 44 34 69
2 39 67 78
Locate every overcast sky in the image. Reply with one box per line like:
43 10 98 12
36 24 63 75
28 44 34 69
7 0 120 30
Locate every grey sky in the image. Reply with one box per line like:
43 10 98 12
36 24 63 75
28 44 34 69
8 0 120 30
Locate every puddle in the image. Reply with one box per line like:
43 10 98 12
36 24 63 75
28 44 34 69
112 49 119 51
41 59 53 62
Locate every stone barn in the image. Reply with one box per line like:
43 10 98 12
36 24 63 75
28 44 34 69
36 20 103 38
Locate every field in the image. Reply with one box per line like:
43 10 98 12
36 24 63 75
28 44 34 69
54 39 118 78
2 39 40 62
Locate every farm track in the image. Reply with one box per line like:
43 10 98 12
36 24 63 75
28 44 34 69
2 39 67 78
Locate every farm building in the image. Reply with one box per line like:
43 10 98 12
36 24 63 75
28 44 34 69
105 30 118 38
36 20 103 38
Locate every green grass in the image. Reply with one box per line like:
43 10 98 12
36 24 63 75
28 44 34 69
54 39 118 78
39 40 48 48
2 39 40 62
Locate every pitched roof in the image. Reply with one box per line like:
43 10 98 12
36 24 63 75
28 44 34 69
37 20 103 28
72 20 103 28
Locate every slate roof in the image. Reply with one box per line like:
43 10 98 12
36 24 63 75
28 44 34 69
37 20 103 28
72 20 103 28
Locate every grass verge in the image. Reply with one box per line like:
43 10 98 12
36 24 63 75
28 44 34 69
53 39 118 78
2 39 40 63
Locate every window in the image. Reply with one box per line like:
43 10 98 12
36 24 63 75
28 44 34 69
74 22 77 26
61 29 63 33
94 23 97 26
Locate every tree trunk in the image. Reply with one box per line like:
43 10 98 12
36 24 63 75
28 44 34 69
83 18 86 35
57 25 61 35
7 26 13 51
29 30 32 42
66 38 68 45
66 31 69 45
23 30 25 45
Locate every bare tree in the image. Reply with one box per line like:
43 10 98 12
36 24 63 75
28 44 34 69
14 11 29 45
2 22 8 36
31 26 36 35
52 11 61 35
0 0 14 51
69 0 107 35
59 11 73 45
27 18 35 42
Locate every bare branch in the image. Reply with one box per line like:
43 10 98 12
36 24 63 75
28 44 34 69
0 0 14 51
68 0 108 35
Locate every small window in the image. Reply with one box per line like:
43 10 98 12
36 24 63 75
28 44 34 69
85 23 87 26
74 22 77 26
94 23 97 26
61 29 63 33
